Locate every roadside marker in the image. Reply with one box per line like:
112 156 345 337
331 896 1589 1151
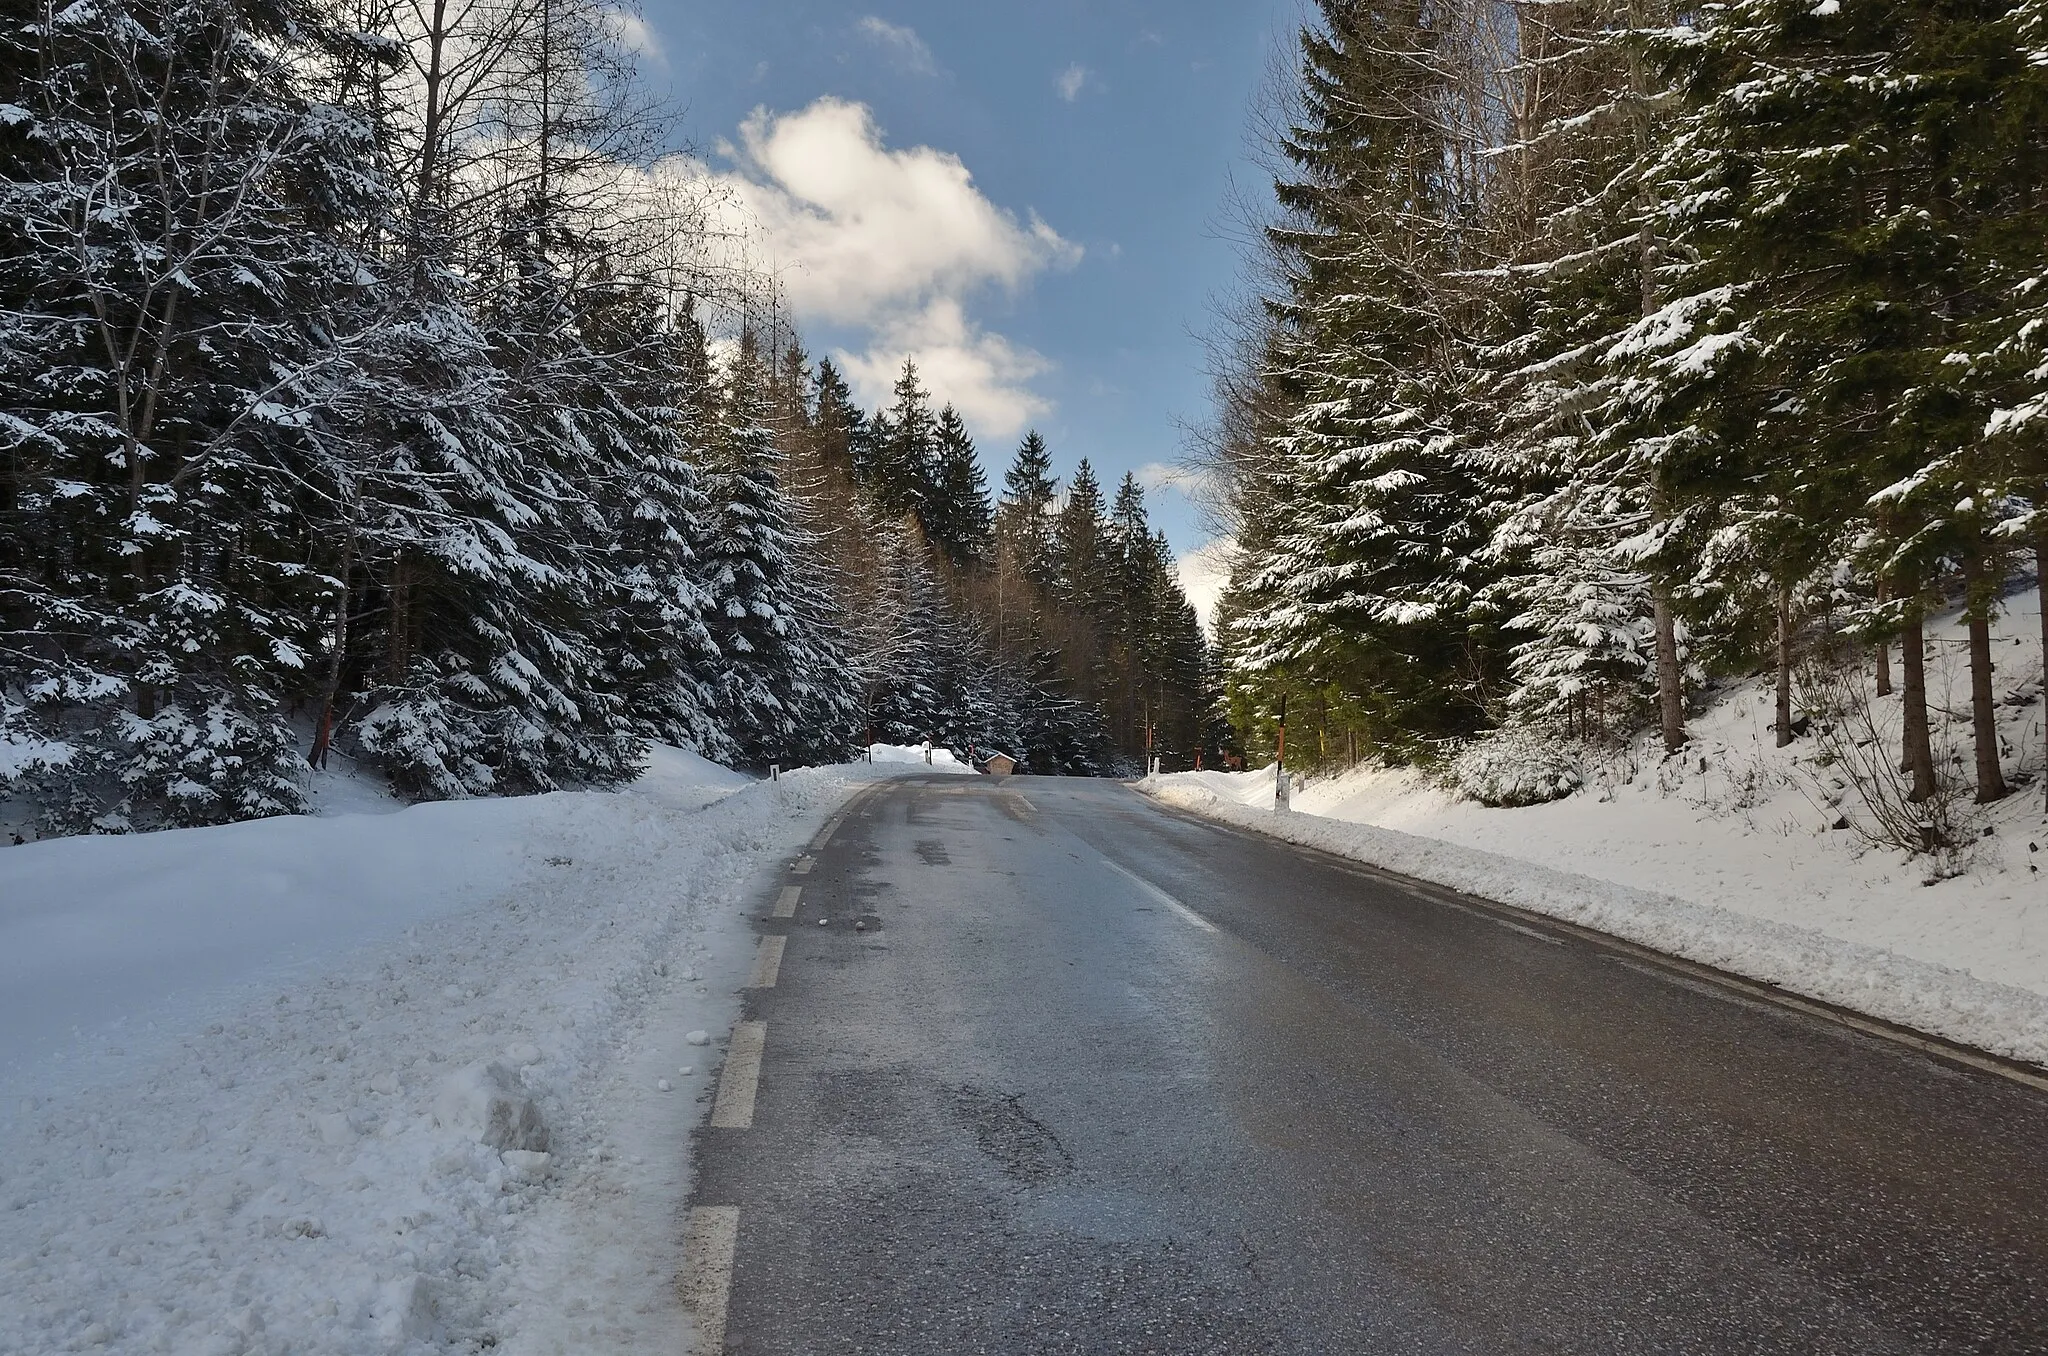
680 1206 739 1354
773 886 801 918
748 936 786 989
1103 859 1219 935
710 1022 767 1129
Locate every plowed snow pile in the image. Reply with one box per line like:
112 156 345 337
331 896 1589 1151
0 750 908 1355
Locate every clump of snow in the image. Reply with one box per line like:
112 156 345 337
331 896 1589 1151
1447 730 1584 807
436 1061 551 1152
0 748 926 1356
1143 585 2048 1067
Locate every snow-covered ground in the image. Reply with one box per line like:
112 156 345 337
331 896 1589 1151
0 747 942 1356
862 742 976 772
1145 585 2048 1067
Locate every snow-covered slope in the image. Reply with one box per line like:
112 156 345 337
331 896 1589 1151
1145 586 2048 1066
0 750 911 1356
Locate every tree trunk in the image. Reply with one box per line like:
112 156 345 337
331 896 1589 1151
1627 0 1684 757
1961 551 2009 804
2038 528 2048 813
387 549 411 684
308 519 358 769
1900 606 1937 804
1874 579 1893 697
1775 579 1795 748
1651 580 1686 753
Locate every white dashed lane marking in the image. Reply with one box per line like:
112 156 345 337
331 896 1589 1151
811 819 840 851
681 1206 739 1354
773 886 802 918
748 936 786 989
791 856 815 876
710 1022 767 1129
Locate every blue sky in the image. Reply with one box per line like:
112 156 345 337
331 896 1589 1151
632 0 1293 577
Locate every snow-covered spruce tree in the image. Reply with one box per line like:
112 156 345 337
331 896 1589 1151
984 430 1062 679
579 287 729 761
1643 0 2027 804
1231 0 1500 759
927 405 994 573
1466 0 1713 758
1054 459 1109 617
997 431 1060 591
864 358 939 527
328 0 694 798
0 0 389 830
1974 0 2048 809
852 516 947 747
698 333 857 767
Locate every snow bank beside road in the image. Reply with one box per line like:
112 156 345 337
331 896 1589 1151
0 750 899 1356
1144 587 2048 1066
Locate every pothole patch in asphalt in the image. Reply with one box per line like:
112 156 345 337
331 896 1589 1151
951 1086 1074 1184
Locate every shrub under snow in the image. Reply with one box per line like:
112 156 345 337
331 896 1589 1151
1449 731 1585 808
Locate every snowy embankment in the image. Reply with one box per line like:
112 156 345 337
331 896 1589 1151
0 748 937 1356
1144 587 2048 1068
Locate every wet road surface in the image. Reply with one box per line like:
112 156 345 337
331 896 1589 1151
689 776 2048 1354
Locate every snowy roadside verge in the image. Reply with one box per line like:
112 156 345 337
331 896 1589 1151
0 752 916 1356
1137 776 2048 1071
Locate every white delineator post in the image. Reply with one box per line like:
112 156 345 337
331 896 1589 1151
1275 693 1290 812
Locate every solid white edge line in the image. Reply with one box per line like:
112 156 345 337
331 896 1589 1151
681 1205 739 1354
773 886 802 919
1104 859 1219 934
710 1021 767 1129
748 936 786 988
1492 918 1563 946
1147 792 2048 1096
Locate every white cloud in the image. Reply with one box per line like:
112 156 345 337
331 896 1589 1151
1055 63 1092 102
857 16 936 75
677 98 1079 439
1135 461 1216 500
1177 537 1237 636
837 299 1052 437
604 7 664 65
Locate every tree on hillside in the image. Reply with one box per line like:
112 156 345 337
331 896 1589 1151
927 406 994 572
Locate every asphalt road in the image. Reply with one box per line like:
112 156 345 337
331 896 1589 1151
689 775 2048 1354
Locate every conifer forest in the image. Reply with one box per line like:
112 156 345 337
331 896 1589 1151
0 0 1218 835
1209 0 2048 836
